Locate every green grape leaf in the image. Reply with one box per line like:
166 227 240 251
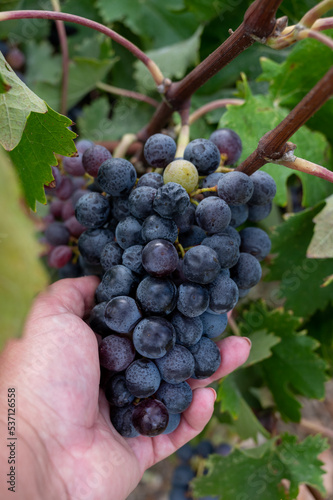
8 105 76 211
77 97 114 142
77 96 153 141
192 434 328 500
184 0 224 21
0 148 47 350
1 0 51 43
25 40 62 85
307 195 333 259
243 329 281 367
268 204 333 317
259 33 333 143
259 35 333 108
218 86 333 207
303 303 333 376
218 374 270 440
134 27 203 92
0 0 21 11
240 303 327 421
108 99 153 140
0 52 47 150
26 54 115 112
96 0 198 48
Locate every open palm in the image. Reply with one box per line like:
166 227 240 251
0 277 250 500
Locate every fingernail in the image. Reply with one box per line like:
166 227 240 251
243 337 252 348
209 388 217 401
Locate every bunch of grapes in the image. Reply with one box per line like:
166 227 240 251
65 128 276 438
42 140 112 277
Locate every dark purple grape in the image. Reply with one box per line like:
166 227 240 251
201 172 224 197
76 139 94 154
247 202 272 222
142 239 179 277
56 176 74 200
170 311 203 347
218 225 241 246
115 216 143 249
248 171 276 205
125 359 161 398
238 288 251 298
173 204 195 234
128 186 157 219
188 337 221 379
215 443 232 456
79 256 103 277
75 192 110 229
71 188 87 206
196 197 231 233
195 440 214 458
183 245 221 285
176 443 193 462
137 171 164 190
200 311 228 339
155 344 195 384
133 317 176 359
6 47 25 69
144 133 177 168
48 245 72 268
229 204 249 228
50 198 64 218
177 282 209 318
112 196 131 221
58 261 81 279
104 296 142 334
179 225 207 248
132 399 169 436
217 171 253 206
208 273 239 314
110 404 139 438
63 154 85 176
141 214 178 243
105 374 134 407
100 265 136 301
202 234 239 269
64 216 86 238
230 252 262 289
163 412 181 434
61 200 75 220
78 228 114 265
184 138 220 175
172 464 195 487
99 335 135 371
97 158 137 196
239 227 271 261
136 276 177 315
82 144 112 177
209 128 242 165
156 381 192 413
100 241 123 271
89 302 111 336
45 222 70 246
153 182 190 219
122 245 144 274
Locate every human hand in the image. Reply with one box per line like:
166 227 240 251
0 277 251 500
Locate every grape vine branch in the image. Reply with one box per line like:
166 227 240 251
1 0 333 183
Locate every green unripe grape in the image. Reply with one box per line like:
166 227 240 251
163 159 198 193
